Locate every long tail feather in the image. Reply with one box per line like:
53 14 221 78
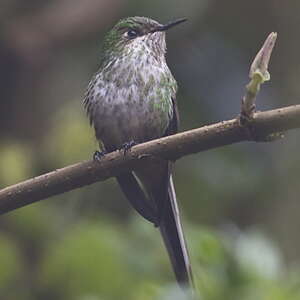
159 175 193 287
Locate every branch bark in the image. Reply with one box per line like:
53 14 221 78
0 104 300 215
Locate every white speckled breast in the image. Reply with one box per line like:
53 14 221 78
84 33 177 151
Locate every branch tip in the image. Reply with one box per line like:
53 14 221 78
249 32 277 81
241 32 278 124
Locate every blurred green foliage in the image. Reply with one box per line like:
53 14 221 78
3 203 300 299
1 0 300 299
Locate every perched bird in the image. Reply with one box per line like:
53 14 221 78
84 16 193 288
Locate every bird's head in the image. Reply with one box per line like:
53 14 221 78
100 16 186 64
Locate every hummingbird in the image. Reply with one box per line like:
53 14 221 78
84 16 193 288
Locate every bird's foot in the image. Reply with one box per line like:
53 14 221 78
120 140 137 155
93 150 107 162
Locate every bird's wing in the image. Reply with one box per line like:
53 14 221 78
116 96 179 225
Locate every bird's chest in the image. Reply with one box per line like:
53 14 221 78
91 58 176 148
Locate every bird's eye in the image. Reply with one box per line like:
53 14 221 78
125 29 138 39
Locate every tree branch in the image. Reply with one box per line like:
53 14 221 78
0 104 300 215
2 32 297 215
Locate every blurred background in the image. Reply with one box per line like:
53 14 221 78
1 0 300 299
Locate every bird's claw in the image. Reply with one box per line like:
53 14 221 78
120 140 137 155
93 150 106 161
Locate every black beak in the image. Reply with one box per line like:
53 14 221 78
152 18 187 32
